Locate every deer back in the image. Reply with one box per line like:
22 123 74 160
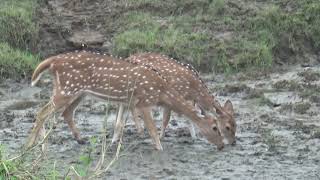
47 51 168 105
126 53 215 111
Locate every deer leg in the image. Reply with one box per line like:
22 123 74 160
139 107 163 150
188 101 199 139
131 107 144 135
26 101 55 148
160 106 171 138
61 95 84 144
111 104 125 144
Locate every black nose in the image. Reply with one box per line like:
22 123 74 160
218 144 224 150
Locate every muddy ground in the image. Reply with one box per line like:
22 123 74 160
0 65 319 179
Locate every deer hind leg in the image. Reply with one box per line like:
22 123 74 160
139 107 163 150
111 104 125 144
160 106 171 139
26 101 55 148
61 95 84 144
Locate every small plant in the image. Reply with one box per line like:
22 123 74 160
258 96 274 107
46 161 60 180
72 136 98 177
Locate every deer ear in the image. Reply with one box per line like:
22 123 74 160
224 100 234 116
214 100 224 115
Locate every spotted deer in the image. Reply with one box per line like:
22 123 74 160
114 53 236 144
26 50 224 150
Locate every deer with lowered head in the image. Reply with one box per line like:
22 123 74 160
112 53 236 144
26 50 224 150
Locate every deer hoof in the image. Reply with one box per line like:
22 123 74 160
76 138 87 144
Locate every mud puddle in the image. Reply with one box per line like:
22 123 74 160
1 65 320 179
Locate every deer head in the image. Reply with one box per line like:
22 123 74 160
215 100 236 144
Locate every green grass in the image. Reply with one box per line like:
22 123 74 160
207 0 225 16
0 0 39 79
0 43 40 79
111 0 320 73
0 0 318 74
112 12 212 69
245 6 305 55
302 2 320 48
243 2 320 63
0 0 39 51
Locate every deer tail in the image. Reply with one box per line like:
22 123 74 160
31 57 55 86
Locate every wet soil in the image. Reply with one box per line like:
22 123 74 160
1 65 320 179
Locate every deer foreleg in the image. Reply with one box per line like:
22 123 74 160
160 106 171 139
111 104 125 143
139 107 163 150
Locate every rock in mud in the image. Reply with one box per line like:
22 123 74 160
298 70 320 82
68 30 105 48
264 92 301 106
0 112 15 128
272 80 302 91
293 102 311 114
310 95 320 104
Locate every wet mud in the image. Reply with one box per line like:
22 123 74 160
1 65 320 179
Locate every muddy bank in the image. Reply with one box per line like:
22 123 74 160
0 65 319 179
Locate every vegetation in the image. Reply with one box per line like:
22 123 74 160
0 0 39 79
0 0 38 51
112 0 320 72
0 145 32 179
0 136 99 179
112 11 211 70
0 43 39 79
0 0 319 77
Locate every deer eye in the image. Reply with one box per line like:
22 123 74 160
212 126 218 131
226 126 231 131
